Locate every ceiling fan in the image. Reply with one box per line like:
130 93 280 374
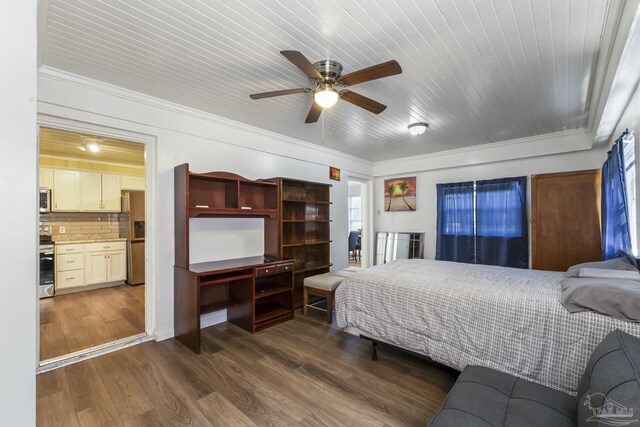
249 50 402 123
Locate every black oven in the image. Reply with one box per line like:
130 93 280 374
39 244 55 298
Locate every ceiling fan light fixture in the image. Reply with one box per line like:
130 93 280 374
408 122 428 136
313 85 339 108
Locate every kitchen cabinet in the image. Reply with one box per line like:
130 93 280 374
52 170 81 211
80 172 121 212
121 175 145 191
84 241 127 285
39 167 53 189
55 241 127 292
55 244 85 290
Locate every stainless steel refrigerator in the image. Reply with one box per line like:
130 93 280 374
121 191 145 285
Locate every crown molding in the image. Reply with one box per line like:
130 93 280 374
373 128 594 177
37 66 373 169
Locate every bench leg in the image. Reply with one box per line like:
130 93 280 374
326 290 334 324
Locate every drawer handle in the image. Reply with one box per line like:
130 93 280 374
284 266 289 270
264 269 270 273
66 248 73 252
104 246 111 249
66 277 75 280
66 260 74 263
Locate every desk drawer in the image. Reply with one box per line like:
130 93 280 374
255 265 278 277
276 263 294 274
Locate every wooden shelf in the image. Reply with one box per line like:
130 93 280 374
264 178 331 310
282 199 331 205
282 240 332 248
255 305 291 324
255 287 292 300
282 220 331 223
189 207 277 218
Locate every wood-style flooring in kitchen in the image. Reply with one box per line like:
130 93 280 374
39 284 145 361
36 312 458 426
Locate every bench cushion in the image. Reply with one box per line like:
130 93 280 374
303 273 343 291
429 366 577 427
577 330 640 427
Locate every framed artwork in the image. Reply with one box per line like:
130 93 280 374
329 166 341 181
384 177 416 211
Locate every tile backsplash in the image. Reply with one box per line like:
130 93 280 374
40 212 129 240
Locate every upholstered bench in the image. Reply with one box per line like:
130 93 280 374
429 329 640 426
303 271 351 323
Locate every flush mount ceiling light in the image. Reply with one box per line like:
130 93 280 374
78 136 103 153
313 84 339 108
408 122 429 135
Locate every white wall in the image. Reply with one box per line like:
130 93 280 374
0 1 37 425
373 135 610 260
37 68 372 339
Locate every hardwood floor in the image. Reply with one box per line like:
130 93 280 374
37 313 458 426
40 285 145 361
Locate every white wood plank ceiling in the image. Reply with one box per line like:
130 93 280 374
40 0 611 161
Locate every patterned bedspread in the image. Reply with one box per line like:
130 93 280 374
335 259 640 394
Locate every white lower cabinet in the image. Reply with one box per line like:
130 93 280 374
55 241 127 291
84 241 127 285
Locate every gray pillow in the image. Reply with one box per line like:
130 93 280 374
561 277 640 322
566 257 638 278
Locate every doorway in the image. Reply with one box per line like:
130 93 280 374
348 180 365 268
37 125 151 364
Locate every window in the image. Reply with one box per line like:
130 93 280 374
436 177 528 268
623 132 638 256
348 196 362 231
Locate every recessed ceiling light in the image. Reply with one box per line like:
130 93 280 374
408 122 429 136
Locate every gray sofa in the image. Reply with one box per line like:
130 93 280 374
429 330 640 426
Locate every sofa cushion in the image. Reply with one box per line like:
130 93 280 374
429 366 577 427
577 330 640 427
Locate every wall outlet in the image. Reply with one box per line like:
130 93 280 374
59 226 66 234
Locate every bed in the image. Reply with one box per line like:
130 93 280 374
335 258 640 395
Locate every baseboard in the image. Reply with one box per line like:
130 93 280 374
153 309 228 342
201 308 227 329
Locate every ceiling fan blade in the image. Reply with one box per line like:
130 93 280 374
340 90 387 114
305 102 322 123
339 60 402 86
281 50 323 80
249 88 310 100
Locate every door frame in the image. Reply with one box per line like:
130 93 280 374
36 115 157 369
346 174 373 268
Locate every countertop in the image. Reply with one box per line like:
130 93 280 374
53 236 128 244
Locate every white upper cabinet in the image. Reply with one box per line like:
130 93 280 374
39 167 54 189
52 169 81 211
79 172 121 212
80 172 103 211
120 175 145 191
102 174 121 211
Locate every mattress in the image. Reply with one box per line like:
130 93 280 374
335 258 640 394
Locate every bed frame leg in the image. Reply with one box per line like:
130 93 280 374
371 342 378 361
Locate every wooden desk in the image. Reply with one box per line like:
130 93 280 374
174 256 294 353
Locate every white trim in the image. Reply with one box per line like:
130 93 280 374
201 309 227 329
373 128 594 177
36 115 158 368
37 333 152 373
154 329 174 342
38 66 373 168
39 154 145 170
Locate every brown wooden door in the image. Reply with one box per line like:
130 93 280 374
531 169 602 271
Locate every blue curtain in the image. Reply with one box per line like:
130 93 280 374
602 132 633 260
436 182 475 263
475 177 528 268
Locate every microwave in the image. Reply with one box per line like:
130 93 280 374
39 188 51 213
